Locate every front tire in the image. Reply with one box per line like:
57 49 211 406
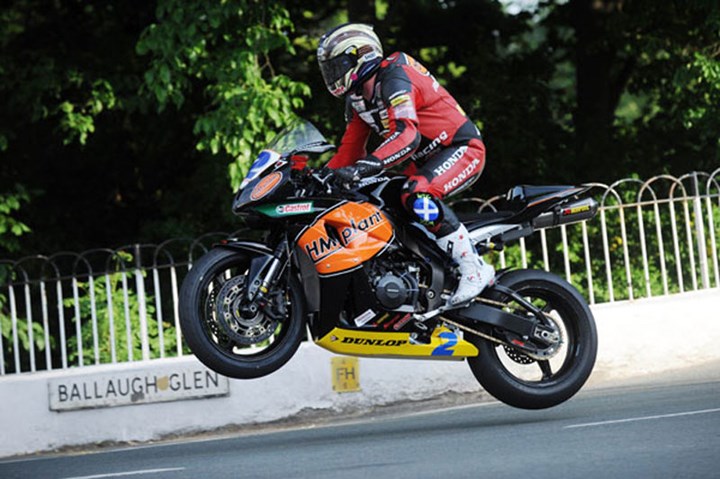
179 248 306 379
466 269 597 409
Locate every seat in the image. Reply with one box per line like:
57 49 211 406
506 185 578 205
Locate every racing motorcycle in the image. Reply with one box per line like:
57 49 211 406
179 120 599 410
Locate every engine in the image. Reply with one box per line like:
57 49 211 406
367 255 422 312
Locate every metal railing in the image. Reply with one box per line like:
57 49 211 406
453 169 720 304
0 233 236 376
1 169 719 376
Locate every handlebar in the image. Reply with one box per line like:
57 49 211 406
294 166 377 198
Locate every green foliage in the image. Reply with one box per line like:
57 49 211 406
0 184 35 371
0 0 718 259
590 0 720 178
136 1 311 190
0 3 120 148
0 185 31 254
64 253 178 364
57 78 117 146
0 291 47 363
679 51 720 138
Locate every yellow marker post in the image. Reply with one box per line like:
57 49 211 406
331 356 360 393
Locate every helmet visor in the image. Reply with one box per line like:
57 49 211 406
319 53 357 86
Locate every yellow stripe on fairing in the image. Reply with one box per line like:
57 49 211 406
315 326 478 359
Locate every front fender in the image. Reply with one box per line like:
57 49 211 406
217 240 273 256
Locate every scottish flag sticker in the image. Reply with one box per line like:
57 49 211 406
413 195 440 223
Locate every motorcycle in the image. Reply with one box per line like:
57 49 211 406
179 119 599 410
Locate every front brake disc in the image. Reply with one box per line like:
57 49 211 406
215 275 277 345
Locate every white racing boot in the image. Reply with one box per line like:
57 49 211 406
437 224 495 306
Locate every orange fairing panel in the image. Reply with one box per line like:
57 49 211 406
297 202 394 276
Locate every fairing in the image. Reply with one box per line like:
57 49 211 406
316 326 478 359
233 120 334 215
296 202 394 277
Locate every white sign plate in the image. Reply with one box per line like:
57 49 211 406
48 365 230 411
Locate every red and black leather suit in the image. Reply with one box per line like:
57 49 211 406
327 52 486 235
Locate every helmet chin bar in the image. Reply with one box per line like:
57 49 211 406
345 62 380 98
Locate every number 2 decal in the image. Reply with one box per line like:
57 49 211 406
432 332 457 356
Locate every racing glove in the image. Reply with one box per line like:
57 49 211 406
333 157 383 184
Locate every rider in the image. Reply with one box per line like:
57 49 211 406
318 23 494 307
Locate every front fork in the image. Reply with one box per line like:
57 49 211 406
242 236 290 317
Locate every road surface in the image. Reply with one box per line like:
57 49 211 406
2 363 719 479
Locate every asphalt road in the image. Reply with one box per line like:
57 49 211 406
2 365 719 479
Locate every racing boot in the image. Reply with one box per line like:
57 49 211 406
437 224 495 306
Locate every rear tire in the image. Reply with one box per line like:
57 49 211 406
466 269 597 409
179 248 306 379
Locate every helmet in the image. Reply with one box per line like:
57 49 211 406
317 23 383 98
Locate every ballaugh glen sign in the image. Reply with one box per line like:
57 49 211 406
48 364 230 411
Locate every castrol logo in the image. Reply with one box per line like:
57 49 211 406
250 172 282 200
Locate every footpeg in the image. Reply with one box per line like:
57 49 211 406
413 305 450 322
412 299 469 323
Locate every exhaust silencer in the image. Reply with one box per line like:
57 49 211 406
532 197 598 229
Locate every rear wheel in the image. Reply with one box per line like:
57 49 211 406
179 248 306 379
466 269 597 409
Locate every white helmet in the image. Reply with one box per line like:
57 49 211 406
317 23 383 98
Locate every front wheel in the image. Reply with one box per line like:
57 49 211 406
466 269 598 409
179 247 306 379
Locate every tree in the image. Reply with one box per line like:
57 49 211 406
0 0 718 259
136 0 311 190
0 1 193 252
0 1 312 254
550 0 720 181
0 185 31 255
